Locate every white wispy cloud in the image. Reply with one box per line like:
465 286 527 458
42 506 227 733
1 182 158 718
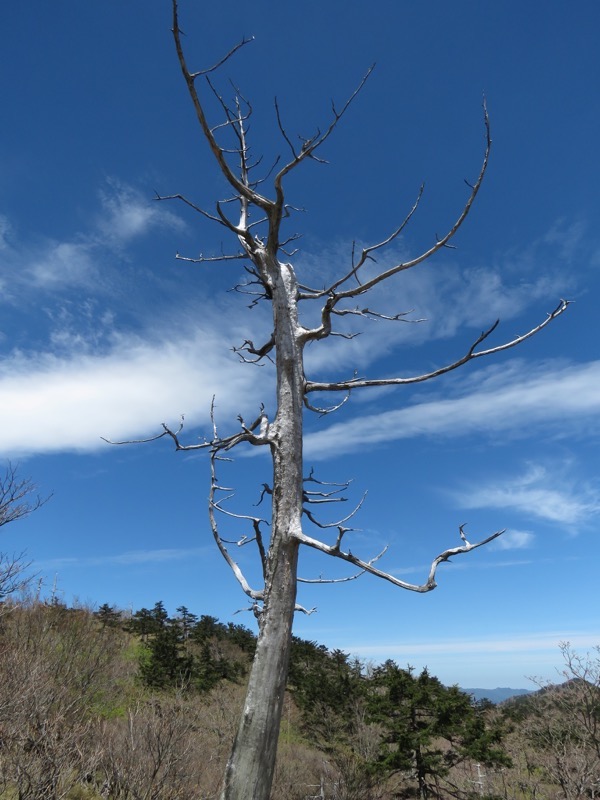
340 631 600 685
27 241 97 289
492 529 535 550
0 176 275 456
336 629 599 687
0 179 184 299
5 347 598 459
304 359 600 458
456 464 600 526
346 631 597 659
36 547 211 571
0 322 268 456
1 191 593 461
95 179 185 247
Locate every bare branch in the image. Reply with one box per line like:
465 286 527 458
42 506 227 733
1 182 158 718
331 306 427 323
154 191 221 225
303 490 346 503
171 0 273 212
232 334 275 363
321 183 426 298
298 570 365 584
211 496 268 579
306 299 570 393
274 65 375 181
103 404 272 452
268 66 375 250
294 604 317 615
304 479 347 494
304 392 351 415
255 483 272 507
274 97 298 159
0 464 49 528
215 200 245 235
303 492 367 530
299 544 389 586
101 417 209 450
208 449 264 602
294 525 504 593
189 35 255 79
329 330 362 340
175 251 246 263
0 551 33 601
230 267 272 307
326 101 492 305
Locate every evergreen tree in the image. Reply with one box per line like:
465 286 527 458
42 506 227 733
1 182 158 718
368 662 509 800
151 600 169 627
95 603 122 628
226 621 257 655
139 620 194 690
175 605 198 641
192 614 228 642
128 607 159 641
289 638 365 748
128 601 170 641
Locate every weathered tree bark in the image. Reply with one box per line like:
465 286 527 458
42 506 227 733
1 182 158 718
222 259 305 798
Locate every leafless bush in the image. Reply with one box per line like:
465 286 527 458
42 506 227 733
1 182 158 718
0 600 131 800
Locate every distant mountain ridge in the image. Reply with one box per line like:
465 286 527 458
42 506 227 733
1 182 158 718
463 687 532 703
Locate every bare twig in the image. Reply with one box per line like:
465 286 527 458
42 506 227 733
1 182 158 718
208 449 264 601
0 463 50 527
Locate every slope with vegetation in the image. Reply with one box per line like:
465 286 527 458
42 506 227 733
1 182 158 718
1 597 597 800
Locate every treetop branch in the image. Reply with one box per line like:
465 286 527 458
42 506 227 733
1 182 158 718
171 0 273 213
316 101 491 308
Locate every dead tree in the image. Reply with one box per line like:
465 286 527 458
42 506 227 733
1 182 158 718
0 463 45 530
0 463 48 603
109 4 569 797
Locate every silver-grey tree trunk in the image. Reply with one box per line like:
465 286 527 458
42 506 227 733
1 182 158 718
222 259 305 799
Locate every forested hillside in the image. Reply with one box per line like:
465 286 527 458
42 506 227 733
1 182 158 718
0 598 598 800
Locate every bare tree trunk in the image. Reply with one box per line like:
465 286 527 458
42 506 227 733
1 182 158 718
222 260 304 799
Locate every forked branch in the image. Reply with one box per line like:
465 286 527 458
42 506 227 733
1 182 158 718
328 101 491 303
295 525 504 593
171 0 273 213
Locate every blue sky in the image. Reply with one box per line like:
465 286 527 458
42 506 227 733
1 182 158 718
1 1 599 689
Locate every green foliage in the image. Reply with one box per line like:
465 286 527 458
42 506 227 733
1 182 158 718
367 662 510 799
126 601 168 640
132 603 255 694
94 602 123 627
290 639 358 712
138 623 194 690
288 638 364 746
